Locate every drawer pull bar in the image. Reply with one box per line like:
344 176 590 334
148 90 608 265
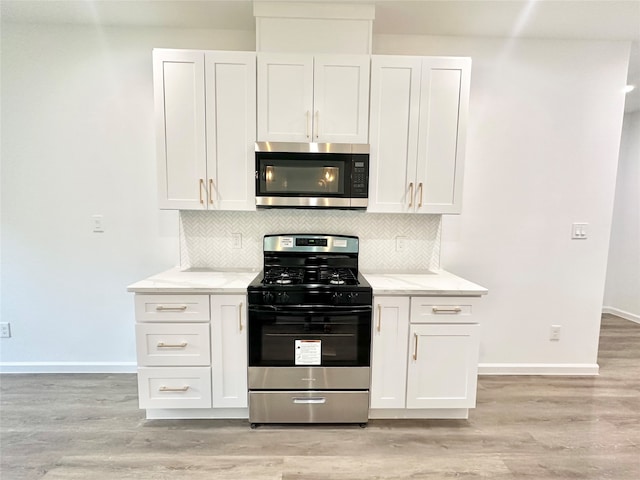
238 302 244 331
157 342 188 348
408 182 414 207
432 306 462 314
418 182 423 208
156 305 188 311
413 333 419 361
376 304 382 332
159 386 189 392
293 397 326 404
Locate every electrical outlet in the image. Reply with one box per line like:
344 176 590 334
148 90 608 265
571 223 588 239
0 322 11 338
232 233 242 249
395 236 407 252
92 214 104 233
550 325 561 341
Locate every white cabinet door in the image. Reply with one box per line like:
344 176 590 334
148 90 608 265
154 49 207 210
370 296 410 409
406 324 479 409
368 55 471 215
367 56 422 213
416 57 471 214
205 51 256 211
257 53 313 142
313 55 370 144
257 53 370 143
210 295 248 408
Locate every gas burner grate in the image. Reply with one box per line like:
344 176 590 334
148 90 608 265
263 268 305 285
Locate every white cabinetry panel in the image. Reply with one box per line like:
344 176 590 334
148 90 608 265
211 295 248 408
370 297 410 409
406 324 479 409
137 367 212 409
134 294 210 323
135 323 211 366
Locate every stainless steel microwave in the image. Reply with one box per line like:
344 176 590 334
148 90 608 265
255 142 369 209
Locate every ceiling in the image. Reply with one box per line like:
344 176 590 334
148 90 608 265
2 0 639 111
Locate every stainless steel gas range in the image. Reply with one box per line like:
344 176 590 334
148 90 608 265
247 234 373 428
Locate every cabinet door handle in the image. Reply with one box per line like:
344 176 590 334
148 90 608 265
156 305 188 311
159 385 189 392
413 333 419 361
408 183 414 207
376 304 382 332
199 179 205 204
418 182 423 208
157 342 188 348
432 306 462 314
306 111 311 139
209 179 214 205
238 302 243 331
314 110 319 139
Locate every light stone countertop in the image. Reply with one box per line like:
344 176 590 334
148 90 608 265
128 267 487 296
362 270 488 296
127 267 260 294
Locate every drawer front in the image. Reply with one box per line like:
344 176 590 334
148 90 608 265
249 391 369 424
410 296 480 324
137 367 212 409
135 294 210 322
135 323 211 366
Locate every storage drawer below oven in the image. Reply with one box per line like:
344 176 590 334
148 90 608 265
249 391 369 424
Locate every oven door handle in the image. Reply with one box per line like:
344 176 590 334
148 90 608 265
248 305 372 315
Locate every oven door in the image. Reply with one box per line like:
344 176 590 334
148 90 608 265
248 305 372 368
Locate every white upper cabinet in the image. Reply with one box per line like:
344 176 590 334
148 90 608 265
154 49 256 210
257 53 370 143
368 55 471 214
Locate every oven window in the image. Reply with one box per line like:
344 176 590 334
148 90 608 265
259 159 345 195
249 310 371 367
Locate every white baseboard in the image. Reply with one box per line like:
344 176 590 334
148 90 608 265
0 362 137 374
602 306 640 324
478 363 599 376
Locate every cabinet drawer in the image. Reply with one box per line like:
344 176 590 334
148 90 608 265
137 367 212 409
410 296 480 323
135 294 210 322
135 323 211 367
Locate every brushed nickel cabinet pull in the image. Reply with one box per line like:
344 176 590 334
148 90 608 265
159 385 189 392
314 110 319 139
156 305 188 311
238 302 243 331
209 179 214 205
432 306 462 314
418 182 423 208
199 178 205 204
157 342 188 348
377 304 382 332
408 183 414 207
413 333 419 361
306 111 311 139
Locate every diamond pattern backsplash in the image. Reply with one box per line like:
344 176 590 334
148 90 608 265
180 210 441 272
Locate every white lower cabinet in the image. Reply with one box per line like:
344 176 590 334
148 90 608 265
370 295 481 419
134 293 248 419
210 295 248 408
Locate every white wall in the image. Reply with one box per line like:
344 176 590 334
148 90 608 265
1 24 630 374
0 23 255 371
374 35 629 373
604 111 640 323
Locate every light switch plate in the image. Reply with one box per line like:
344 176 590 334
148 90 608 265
571 223 588 239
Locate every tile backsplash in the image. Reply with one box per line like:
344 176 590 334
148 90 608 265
180 210 441 272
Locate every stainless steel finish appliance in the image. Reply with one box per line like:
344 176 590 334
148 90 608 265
255 143 369 209
247 234 373 427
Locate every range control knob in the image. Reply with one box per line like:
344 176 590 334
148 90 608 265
277 292 290 304
331 292 344 304
348 292 359 303
262 291 274 304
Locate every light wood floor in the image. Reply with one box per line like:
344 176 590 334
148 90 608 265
1 314 639 479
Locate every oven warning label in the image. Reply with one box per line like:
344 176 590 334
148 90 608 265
295 340 321 365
